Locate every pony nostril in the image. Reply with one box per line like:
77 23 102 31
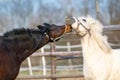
65 16 75 25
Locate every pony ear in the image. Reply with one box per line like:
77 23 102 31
37 25 44 29
37 25 49 32
43 23 51 27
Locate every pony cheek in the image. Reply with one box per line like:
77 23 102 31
50 30 60 38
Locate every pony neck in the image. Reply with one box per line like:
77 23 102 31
81 31 112 56
19 32 50 62
3 29 50 63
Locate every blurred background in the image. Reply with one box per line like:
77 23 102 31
0 0 120 33
0 0 120 79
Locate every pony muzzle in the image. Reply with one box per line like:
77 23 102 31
65 16 75 25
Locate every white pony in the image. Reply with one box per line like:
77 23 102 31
66 16 120 80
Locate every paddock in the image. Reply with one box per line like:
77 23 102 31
16 25 120 80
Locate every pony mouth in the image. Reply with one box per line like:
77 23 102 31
65 16 76 32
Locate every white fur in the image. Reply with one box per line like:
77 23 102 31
71 16 120 80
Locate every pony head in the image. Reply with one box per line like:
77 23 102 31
66 16 103 37
37 23 72 42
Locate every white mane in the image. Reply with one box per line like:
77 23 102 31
84 16 112 54
71 16 120 80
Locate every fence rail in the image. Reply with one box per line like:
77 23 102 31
32 51 81 57
17 74 84 80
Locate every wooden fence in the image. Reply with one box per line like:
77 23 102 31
16 25 120 80
17 43 84 80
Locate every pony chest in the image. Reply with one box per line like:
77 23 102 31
83 51 112 78
84 51 111 68
83 53 105 70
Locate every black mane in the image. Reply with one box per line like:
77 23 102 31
4 28 28 36
3 28 44 37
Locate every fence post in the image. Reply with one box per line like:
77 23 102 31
27 57 33 76
50 43 56 80
67 42 73 69
41 47 47 80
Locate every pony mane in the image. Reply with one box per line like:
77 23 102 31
92 32 112 54
86 16 112 54
85 16 103 33
2 28 46 43
3 28 42 37
4 28 29 36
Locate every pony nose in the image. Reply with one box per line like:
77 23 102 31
65 16 75 25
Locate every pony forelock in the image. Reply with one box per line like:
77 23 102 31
84 16 103 33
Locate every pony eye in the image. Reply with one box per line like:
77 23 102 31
82 19 86 22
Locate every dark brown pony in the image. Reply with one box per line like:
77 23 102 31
0 23 71 80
